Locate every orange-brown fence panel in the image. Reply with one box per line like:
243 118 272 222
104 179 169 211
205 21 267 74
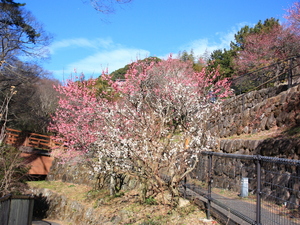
5 128 21 145
3 128 65 151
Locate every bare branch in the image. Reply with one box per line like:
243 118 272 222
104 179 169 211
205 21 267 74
84 0 132 14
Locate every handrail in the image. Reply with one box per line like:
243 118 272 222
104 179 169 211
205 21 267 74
3 127 64 151
232 54 300 94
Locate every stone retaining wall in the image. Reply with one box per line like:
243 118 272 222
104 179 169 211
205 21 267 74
209 83 300 138
47 157 96 187
201 83 300 207
29 188 105 225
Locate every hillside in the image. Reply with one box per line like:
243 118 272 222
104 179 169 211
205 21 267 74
28 181 218 225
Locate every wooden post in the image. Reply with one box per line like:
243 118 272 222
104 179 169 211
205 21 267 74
288 58 293 88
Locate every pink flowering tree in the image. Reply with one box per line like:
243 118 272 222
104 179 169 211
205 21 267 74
50 57 232 206
48 76 107 160
285 1 300 35
234 2 300 77
49 75 122 195
93 56 232 205
233 24 300 74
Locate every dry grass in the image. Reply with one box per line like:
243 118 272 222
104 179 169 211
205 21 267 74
28 180 219 225
223 126 300 140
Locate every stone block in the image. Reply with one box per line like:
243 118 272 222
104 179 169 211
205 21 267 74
287 195 299 209
266 113 276 130
178 198 190 208
260 117 268 131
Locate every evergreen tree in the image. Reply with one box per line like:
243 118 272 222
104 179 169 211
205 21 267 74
0 0 40 44
178 50 205 72
230 18 280 52
208 49 235 79
207 18 280 79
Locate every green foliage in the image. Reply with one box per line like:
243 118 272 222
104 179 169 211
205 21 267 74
110 64 130 81
137 56 161 65
1 0 25 6
207 17 280 82
109 56 162 81
208 48 235 78
95 56 163 100
230 17 279 52
178 50 195 62
112 67 126 81
144 196 157 205
178 49 205 72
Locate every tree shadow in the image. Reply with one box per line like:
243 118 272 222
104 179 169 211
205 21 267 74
32 193 50 220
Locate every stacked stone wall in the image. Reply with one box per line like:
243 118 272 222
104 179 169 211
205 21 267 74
201 82 300 208
208 84 300 138
29 188 106 225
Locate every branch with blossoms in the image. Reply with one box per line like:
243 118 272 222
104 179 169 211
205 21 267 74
49 57 232 206
234 2 300 78
97 56 232 205
48 76 105 160
285 1 300 36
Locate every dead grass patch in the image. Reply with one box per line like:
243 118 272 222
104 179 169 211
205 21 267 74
28 180 219 224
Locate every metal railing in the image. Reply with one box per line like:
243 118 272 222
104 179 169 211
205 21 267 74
4 127 64 152
184 151 300 225
231 55 300 95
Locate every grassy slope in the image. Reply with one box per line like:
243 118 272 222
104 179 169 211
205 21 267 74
223 125 300 140
28 181 218 225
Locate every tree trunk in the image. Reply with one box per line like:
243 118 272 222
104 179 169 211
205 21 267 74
109 174 116 196
170 178 180 207
139 175 148 203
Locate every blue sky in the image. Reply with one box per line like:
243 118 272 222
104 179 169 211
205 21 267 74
24 0 295 81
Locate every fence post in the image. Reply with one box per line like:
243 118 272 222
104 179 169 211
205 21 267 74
256 155 262 225
288 58 293 89
242 94 245 114
206 154 212 220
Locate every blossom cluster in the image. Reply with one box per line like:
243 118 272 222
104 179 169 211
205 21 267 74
49 57 232 196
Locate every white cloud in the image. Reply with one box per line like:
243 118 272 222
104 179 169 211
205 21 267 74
52 47 150 80
49 25 248 81
69 48 150 74
47 37 150 80
49 37 114 54
181 38 220 58
179 24 246 59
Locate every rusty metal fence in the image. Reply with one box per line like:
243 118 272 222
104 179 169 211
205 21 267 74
184 151 300 225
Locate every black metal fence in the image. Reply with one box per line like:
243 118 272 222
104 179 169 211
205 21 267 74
184 151 300 225
232 55 300 95
0 194 34 225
